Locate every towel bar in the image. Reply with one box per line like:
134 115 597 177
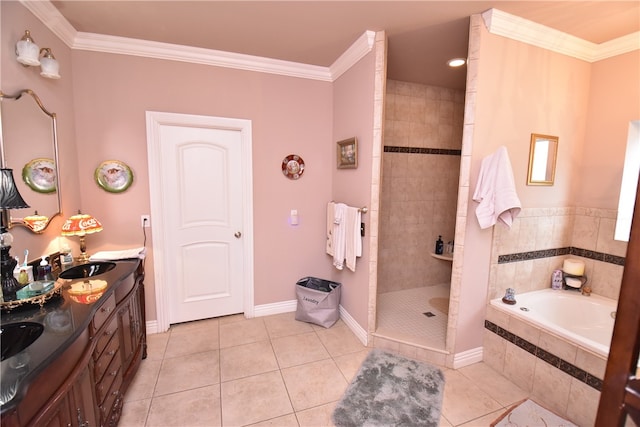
359 207 368 214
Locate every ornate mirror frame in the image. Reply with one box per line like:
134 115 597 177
0 89 62 232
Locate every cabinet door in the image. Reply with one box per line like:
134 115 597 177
71 366 98 427
39 392 74 427
119 280 146 387
35 367 96 427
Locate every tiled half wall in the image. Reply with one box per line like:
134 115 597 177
483 207 628 426
488 207 628 301
483 304 606 426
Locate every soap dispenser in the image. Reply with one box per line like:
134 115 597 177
435 235 444 255
37 256 54 281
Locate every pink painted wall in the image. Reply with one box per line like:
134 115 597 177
579 50 640 209
1 1 81 260
456 22 592 353
331 52 376 327
2 2 379 329
68 51 335 320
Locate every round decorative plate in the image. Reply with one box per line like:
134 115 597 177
95 160 133 193
282 154 305 180
22 158 56 193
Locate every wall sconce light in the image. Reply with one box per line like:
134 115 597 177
15 30 61 79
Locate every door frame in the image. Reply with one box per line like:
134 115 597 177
145 111 254 332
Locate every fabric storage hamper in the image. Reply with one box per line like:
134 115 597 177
295 277 341 328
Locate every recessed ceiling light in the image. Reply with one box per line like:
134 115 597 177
447 58 466 67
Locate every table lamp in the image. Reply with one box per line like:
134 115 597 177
61 211 103 263
1 168 30 299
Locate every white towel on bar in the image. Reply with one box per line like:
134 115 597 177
472 146 521 229
345 206 362 272
326 202 335 256
332 203 347 270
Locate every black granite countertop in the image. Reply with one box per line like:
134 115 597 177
0 259 140 413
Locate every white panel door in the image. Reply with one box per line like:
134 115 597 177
147 113 252 327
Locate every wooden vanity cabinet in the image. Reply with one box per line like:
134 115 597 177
1 262 146 427
15 328 97 427
36 366 97 427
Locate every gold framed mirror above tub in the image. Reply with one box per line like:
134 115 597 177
0 89 62 232
527 133 558 186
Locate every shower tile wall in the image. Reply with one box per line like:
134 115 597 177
378 80 464 293
488 207 628 301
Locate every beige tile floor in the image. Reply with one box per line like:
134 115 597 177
119 312 529 427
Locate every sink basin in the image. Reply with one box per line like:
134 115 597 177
59 261 116 280
1 322 44 361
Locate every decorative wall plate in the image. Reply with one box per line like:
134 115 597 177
22 158 56 193
95 160 133 193
282 154 305 180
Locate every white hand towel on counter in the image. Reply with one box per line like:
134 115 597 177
326 202 335 256
472 146 521 229
345 206 362 272
332 203 347 270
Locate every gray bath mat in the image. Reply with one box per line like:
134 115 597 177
332 349 445 427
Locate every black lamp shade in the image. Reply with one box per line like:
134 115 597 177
0 169 29 210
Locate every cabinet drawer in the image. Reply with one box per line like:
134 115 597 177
96 354 122 404
99 373 122 420
94 337 119 382
94 315 119 358
93 293 116 332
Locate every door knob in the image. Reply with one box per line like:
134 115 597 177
234 231 242 238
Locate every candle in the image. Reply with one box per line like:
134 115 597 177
563 258 585 276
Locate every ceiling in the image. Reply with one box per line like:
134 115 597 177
50 1 640 90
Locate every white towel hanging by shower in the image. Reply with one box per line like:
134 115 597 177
345 206 362 272
332 203 347 270
473 146 521 229
327 202 362 271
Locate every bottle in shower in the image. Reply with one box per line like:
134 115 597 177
435 235 444 255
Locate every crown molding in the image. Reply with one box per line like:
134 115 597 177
330 31 376 80
482 8 639 63
19 0 374 82
21 1 636 79
20 0 76 48
73 32 334 81
593 32 640 61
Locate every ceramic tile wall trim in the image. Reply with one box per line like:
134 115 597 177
484 320 603 391
497 246 625 266
383 146 462 155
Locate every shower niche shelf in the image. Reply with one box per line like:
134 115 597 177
430 253 453 262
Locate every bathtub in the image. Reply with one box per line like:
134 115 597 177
490 289 616 358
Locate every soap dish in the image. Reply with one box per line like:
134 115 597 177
16 281 56 299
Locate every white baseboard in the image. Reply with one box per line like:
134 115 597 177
146 320 160 335
339 305 368 346
253 299 297 317
146 300 368 348
453 347 483 369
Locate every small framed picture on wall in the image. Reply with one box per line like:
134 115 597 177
337 137 358 169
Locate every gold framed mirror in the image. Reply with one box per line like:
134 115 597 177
527 133 558 186
0 89 62 232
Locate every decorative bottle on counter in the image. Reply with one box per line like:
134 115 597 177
60 246 73 271
551 269 563 290
435 235 444 255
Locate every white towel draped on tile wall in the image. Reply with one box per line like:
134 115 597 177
326 202 362 271
472 145 522 229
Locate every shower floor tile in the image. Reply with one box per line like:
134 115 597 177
376 284 450 350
